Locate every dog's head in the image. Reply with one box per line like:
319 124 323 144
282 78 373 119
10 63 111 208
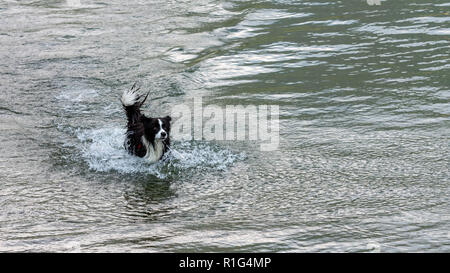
144 116 171 143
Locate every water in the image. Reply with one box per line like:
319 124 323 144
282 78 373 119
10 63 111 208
0 0 449 252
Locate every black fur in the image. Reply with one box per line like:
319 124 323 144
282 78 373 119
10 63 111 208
122 84 171 160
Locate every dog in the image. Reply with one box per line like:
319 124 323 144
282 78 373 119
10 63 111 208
121 83 171 163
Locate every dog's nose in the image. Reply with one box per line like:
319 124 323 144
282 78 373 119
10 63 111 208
161 132 167 138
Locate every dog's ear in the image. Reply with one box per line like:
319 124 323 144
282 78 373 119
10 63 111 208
165 115 172 122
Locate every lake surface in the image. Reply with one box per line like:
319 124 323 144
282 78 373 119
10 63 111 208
0 0 449 252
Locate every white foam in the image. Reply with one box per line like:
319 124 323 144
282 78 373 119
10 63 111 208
76 126 245 178
56 88 100 114
57 88 99 103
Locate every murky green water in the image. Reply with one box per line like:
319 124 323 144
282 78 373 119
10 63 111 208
0 0 449 252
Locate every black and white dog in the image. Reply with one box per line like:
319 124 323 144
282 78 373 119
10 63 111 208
121 84 171 163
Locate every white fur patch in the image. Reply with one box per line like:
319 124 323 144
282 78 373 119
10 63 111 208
141 136 165 163
155 119 167 140
121 89 137 106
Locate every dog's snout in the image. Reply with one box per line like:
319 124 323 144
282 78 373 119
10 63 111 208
161 131 167 138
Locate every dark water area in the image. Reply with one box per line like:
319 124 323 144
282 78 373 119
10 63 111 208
0 0 449 252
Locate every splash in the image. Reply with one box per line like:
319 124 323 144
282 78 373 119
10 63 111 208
76 126 245 179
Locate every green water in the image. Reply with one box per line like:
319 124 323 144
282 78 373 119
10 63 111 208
0 0 449 252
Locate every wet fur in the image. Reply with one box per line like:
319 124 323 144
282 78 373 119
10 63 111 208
121 84 171 163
